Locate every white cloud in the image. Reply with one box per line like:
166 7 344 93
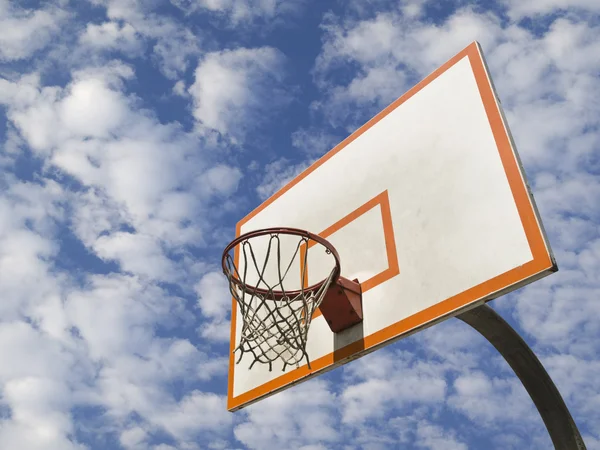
196 271 229 319
80 21 144 55
195 164 243 198
447 370 552 447
449 371 536 425
413 319 487 370
2 63 135 153
2 79 62 153
500 0 600 19
0 377 83 450
170 0 304 25
315 8 600 169
255 157 313 200
0 31 241 444
197 320 231 342
318 13 400 68
291 127 340 156
88 0 201 78
0 1 67 61
234 379 339 449
341 351 447 424
61 274 230 446
59 77 130 138
313 9 505 128
414 420 468 450
120 426 149 449
69 187 125 248
0 179 65 320
172 80 187 97
65 275 171 360
150 25 199 80
153 392 232 440
542 354 600 423
2 63 242 259
0 322 74 383
189 47 287 140
93 232 178 281
0 176 86 448
1 59 239 448
195 271 231 342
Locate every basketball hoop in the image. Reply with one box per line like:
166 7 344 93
222 227 362 372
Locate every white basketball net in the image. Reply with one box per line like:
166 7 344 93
223 233 337 371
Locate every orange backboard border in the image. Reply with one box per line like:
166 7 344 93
227 41 556 411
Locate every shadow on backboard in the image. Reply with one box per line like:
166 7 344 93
333 320 365 363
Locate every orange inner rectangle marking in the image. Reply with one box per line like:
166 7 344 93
300 190 400 319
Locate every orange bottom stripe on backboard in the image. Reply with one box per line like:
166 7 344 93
228 254 552 410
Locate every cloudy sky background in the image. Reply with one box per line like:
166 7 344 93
0 0 599 448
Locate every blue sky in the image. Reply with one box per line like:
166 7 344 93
0 0 599 449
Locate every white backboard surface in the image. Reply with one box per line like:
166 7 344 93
227 42 556 411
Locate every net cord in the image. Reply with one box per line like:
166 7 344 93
224 233 337 371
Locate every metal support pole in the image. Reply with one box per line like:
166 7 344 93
456 304 586 450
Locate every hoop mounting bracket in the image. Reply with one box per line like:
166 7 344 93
319 277 363 333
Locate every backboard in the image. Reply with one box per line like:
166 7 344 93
227 41 556 411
